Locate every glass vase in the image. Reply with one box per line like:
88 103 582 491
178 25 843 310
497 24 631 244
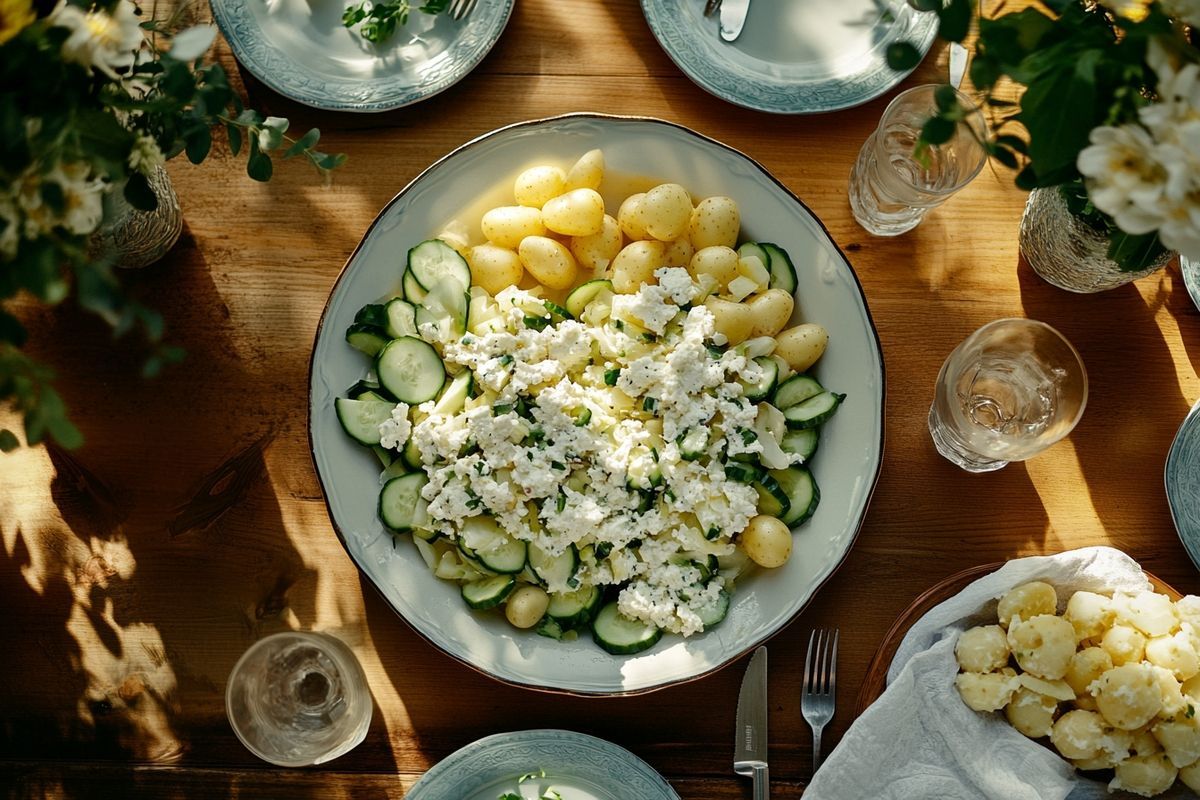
91 166 184 269
1019 186 1175 293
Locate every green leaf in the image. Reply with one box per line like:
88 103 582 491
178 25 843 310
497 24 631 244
285 128 320 158
247 144 273 181
937 0 972 42
0 310 27 346
47 413 83 450
235 108 264 126
0 429 19 453
1107 230 1167 272
934 84 959 114
227 122 243 156
312 152 348 171
1015 166 1039 191
921 115 956 146
124 171 159 212
995 134 1028 155
886 42 922 72
185 125 212 164
990 145 1018 169
1020 49 1099 180
970 55 1001 90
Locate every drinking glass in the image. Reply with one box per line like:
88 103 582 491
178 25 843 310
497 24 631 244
849 84 988 236
226 631 372 766
927 319 1088 473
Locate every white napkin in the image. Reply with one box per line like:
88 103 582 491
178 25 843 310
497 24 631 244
804 546 1196 800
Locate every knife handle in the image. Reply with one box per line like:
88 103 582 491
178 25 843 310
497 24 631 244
750 763 769 800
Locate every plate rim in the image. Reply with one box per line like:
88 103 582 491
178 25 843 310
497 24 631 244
405 728 681 799
307 112 887 696
1166 397 1200 572
639 0 939 114
208 0 515 113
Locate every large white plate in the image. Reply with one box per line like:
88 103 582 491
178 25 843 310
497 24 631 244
309 114 885 695
209 0 513 112
641 0 938 114
406 729 679 799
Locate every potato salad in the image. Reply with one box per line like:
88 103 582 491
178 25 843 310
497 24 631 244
334 149 844 654
955 582 1200 797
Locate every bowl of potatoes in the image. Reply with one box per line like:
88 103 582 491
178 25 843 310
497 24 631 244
309 113 885 695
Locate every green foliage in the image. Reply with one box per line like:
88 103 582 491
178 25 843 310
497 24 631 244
342 0 451 44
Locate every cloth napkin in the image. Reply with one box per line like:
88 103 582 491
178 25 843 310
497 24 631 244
804 546 1196 800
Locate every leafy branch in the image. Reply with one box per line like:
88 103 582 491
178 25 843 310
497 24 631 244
341 0 450 44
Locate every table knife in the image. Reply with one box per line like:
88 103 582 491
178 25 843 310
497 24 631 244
949 42 968 90
734 646 769 799
719 0 750 42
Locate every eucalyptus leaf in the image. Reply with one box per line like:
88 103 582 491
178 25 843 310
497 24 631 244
921 115 956 146
312 152 348 171
248 148 273 181
169 25 217 61
185 125 212 164
285 127 320 158
886 42 922 72
0 429 19 453
227 122 243 156
1020 50 1099 180
937 0 971 42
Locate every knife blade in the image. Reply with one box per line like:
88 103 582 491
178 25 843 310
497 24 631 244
719 0 750 42
949 42 968 90
734 646 769 799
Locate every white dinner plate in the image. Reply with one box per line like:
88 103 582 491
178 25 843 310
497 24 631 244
641 0 939 114
209 0 513 112
308 113 885 695
406 730 679 800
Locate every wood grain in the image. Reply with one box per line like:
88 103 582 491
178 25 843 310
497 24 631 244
2 0 1200 797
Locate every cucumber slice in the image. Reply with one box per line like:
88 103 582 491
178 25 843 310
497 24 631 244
694 589 731 628
378 473 429 532
781 428 819 461
345 323 390 357
737 242 771 268
380 458 410 481
565 279 614 318
773 374 824 410
460 516 527 574
739 356 779 401
771 466 820 526
547 584 601 628
402 436 423 469
355 303 389 328
591 601 663 655
402 267 427 302
408 239 471 293
461 575 516 610
753 473 791 519
529 542 579 587
432 371 473 417
372 445 395 467
760 242 797 295
677 427 709 461
376 336 445 404
475 536 527 574
335 397 396 446
385 298 418 339
544 300 573 322
346 379 392 400
782 391 845 429
416 282 469 343
725 461 765 484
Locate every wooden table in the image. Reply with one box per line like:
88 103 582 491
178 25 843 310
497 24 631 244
4 1 1200 796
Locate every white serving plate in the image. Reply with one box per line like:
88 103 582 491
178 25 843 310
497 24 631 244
308 113 885 695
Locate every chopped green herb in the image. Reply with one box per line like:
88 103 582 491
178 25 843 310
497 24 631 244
556 492 566 513
572 407 592 427
498 794 522 800
705 526 721 541
551 460 566 471
594 542 613 560
524 315 549 331
642 396 659 413
706 344 724 359
740 428 758 445
494 403 513 415
498 354 514 366
1188 704 1196 719
604 368 621 386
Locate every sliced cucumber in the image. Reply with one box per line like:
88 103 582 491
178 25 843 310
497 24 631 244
416 282 469 343
626 446 662 490
385 298 419 339
408 239 471 293
372 445 395 467
376 336 445 404
694 589 731 628
402 436 423 469
345 323 390 357
565 279 614 319
402 267 427 303
725 461 765 484
380 458 410 481
773 374 824 410
760 242 797 295
529 542 579 587
677 427 709 461
771 466 820 526
346 379 391 400
739 356 779 401
544 300 573 323
591 601 662 655
781 428 819 461
547 584 601 628
753 473 791 520
782 391 845 429
335 397 396 446
460 516 527 574
355 303 390 329
378 473 429 532
432 371 473 417
461 574 516 610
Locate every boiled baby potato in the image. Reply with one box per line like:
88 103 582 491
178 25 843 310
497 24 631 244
662 238 694 269
514 165 566 208
998 581 1058 628
1065 646 1113 697
1006 686 1058 738
1094 663 1164 730
1114 591 1179 638
467 244 524 295
689 245 740 289
611 240 665 294
640 183 693 241
1103 624 1148 666
689 196 739 249
570 214 623 273
955 625 1010 673
1145 630 1200 682
482 206 546 249
542 188 606 237
740 515 791 568
1065 590 1115 641
774 323 829 373
1007 614 1076 680
704 296 754 346
1051 709 1106 760
565 149 604 191
1111 753 1179 798
1152 716 1200 768
747 289 795 338
505 585 550 629
617 192 649 241
956 669 1020 712
518 236 578 290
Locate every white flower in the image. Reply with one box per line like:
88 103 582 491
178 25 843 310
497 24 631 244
52 161 107 236
1162 0 1200 27
1077 124 1168 235
128 134 164 176
0 195 19 259
51 0 143 79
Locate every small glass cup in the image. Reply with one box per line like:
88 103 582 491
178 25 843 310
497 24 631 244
226 631 372 767
849 84 988 236
928 318 1088 472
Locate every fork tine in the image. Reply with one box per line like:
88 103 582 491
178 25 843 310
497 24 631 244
828 629 839 696
803 628 816 691
816 629 829 694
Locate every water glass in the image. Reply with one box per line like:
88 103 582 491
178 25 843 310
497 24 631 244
849 84 988 236
226 631 373 767
927 319 1088 473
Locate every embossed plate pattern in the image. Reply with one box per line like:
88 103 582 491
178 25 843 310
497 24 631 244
209 0 513 112
641 0 938 114
406 729 680 800
1166 398 1200 572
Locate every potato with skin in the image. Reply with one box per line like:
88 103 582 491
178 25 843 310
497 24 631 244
1095 663 1164 730
956 668 1020 712
617 193 649 240
740 515 791 568
1111 753 1178 798
662 238 694 268
1052 709 1106 759
689 196 739 249
570 214 623 273
1104 624 1148 666
1008 614 1076 680
467 244 524 295
956 625 1011 673
518 236 578 290
505 585 550 629
542 188 606 237
611 240 666 294
1006 686 1058 738
747 289 795 338
689 245 740 289
640 183 693 241
482 206 546 249
513 165 566 208
775 323 829 373
564 149 604 191
998 581 1058 628
704 297 755 346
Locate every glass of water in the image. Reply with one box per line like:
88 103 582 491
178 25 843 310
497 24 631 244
928 319 1088 473
226 631 373 767
849 84 988 236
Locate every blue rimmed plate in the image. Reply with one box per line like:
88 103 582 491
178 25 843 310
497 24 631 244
407 730 679 800
209 0 513 112
1167 397 1200 571
641 0 938 114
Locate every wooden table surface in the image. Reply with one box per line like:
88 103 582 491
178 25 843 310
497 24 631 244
5 1 1200 797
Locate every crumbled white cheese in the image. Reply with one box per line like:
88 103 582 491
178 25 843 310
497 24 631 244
378 403 411 450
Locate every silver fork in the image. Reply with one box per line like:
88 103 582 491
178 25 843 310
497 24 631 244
704 0 720 16
449 0 477 21
801 628 838 775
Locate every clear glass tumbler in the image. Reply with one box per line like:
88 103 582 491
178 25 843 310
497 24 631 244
928 319 1088 473
226 631 372 767
849 84 988 236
